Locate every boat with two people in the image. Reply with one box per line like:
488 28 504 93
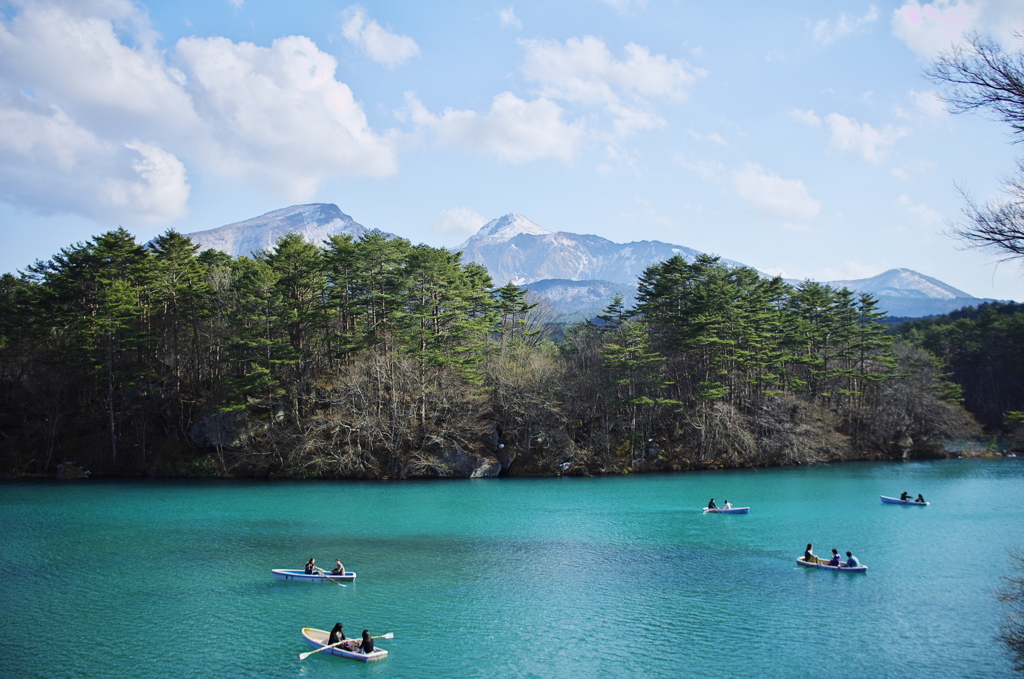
881 492 928 506
703 498 749 514
299 627 390 662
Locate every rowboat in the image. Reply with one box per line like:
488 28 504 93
796 557 867 573
300 628 388 662
703 507 750 514
272 569 356 582
880 495 929 506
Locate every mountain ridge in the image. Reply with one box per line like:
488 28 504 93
181 204 996 318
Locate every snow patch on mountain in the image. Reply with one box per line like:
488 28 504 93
184 204 378 257
457 212 552 249
825 268 972 300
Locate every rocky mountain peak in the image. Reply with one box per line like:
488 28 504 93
458 212 553 249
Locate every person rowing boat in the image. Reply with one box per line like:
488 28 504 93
707 498 717 510
305 558 318 575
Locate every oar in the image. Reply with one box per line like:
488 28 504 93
299 632 394 660
316 568 347 588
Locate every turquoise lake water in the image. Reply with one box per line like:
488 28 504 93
2 459 1023 678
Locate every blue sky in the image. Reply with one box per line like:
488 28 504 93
2 0 1024 301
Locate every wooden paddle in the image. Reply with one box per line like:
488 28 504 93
315 568 347 588
298 632 394 660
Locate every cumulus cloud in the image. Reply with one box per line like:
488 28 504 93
433 207 488 238
499 7 521 29
0 99 189 223
731 162 821 222
825 113 908 162
404 92 584 163
0 1 401 223
521 36 700 105
789 108 823 126
340 5 420 68
177 35 399 197
520 36 702 136
812 5 880 44
891 0 982 58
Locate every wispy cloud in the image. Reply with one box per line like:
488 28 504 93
433 207 487 239
341 5 420 68
789 108 822 127
812 5 880 44
499 7 521 29
731 162 821 222
825 113 908 162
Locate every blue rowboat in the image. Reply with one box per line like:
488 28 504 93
796 557 867 573
272 569 356 582
300 628 388 662
880 495 929 506
703 507 750 514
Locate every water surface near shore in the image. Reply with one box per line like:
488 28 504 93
2 459 1022 678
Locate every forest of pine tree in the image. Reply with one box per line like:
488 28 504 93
0 229 986 478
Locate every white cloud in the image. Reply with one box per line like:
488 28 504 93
499 7 521 29
0 1 401 223
176 35 399 197
688 129 727 145
898 193 945 222
433 207 487 238
891 0 982 58
813 5 880 44
596 0 649 12
227 0 244 7
731 162 821 221
519 36 702 137
404 91 585 163
673 153 726 181
825 113 908 162
789 108 822 126
340 5 420 68
521 36 700 105
819 262 886 280
911 89 948 117
0 100 189 223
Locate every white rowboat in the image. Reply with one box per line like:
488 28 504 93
300 628 388 662
272 569 356 582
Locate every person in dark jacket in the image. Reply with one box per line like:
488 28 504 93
707 498 717 509
305 558 317 575
915 494 926 503
328 622 346 646
360 630 374 654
